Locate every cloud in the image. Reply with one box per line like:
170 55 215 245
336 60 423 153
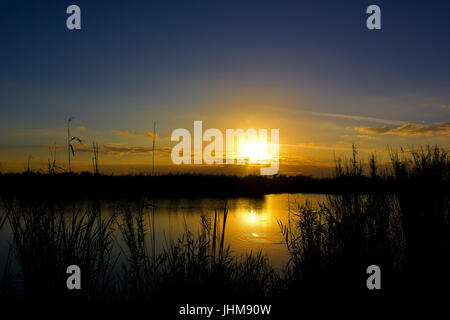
98 144 172 155
111 130 136 136
48 143 171 156
76 126 86 130
281 142 353 151
357 122 450 136
440 105 450 110
302 111 405 125
111 129 169 140
144 132 169 141
356 134 378 140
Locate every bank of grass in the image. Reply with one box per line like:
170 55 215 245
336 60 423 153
0 146 448 307
279 145 449 299
3 200 117 300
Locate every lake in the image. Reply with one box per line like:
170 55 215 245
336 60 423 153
0 193 327 282
143 194 326 270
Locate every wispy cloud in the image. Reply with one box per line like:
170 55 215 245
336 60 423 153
97 144 172 155
48 143 171 156
111 130 137 136
302 111 405 125
144 132 169 141
111 129 169 140
281 142 353 151
356 134 378 140
357 122 450 136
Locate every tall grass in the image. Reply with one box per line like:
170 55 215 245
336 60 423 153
1 199 276 302
0 145 448 303
279 145 449 295
116 200 154 299
115 200 276 301
92 142 100 175
390 146 449 288
5 200 117 300
0 204 12 298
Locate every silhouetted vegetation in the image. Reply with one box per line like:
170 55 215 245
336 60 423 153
0 146 448 315
276 146 449 310
0 170 436 200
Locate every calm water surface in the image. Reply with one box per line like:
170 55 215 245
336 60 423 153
0 194 326 274
147 194 326 269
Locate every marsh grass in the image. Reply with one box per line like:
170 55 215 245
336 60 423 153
390 146 450 289
0 246 13 299
0 145 448 305
0 202 11 298
116 200 154 299
115 200 276 302
279 145 449 297
1 199 276 302
5 200 117 300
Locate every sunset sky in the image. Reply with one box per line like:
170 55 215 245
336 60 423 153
0 0 449 175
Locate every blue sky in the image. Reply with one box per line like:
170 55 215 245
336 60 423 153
0 0 449 173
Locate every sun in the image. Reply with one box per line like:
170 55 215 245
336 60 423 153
240 141 270 164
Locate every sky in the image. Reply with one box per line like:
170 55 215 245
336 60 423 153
0 0 449 175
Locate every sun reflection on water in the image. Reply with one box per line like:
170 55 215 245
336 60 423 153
250 210 256 222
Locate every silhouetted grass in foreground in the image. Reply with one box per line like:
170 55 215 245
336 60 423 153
1 200 278 305
3 200 117 300
0 146 448 314
279 146 449 301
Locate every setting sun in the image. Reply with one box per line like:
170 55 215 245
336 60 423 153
239 141 270 164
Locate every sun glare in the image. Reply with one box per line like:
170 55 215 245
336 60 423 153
239 141 270 164
250 210 256 222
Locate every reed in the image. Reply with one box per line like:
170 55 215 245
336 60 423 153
92 141 100 175
0 145 448 304
279 145 448 295
5 200 117 300
67 117 82 173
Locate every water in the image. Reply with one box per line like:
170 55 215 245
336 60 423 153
146 194 326 270
0 193 326 275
